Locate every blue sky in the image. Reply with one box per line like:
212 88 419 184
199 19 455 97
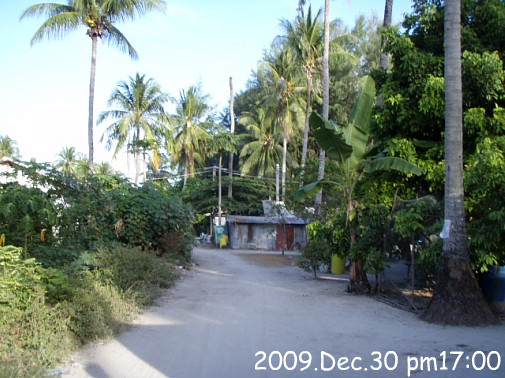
0 0 413 176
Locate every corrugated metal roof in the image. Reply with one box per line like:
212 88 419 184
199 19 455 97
262 200 294 217
226 215 309 225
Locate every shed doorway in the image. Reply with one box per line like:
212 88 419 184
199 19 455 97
276 225 294 250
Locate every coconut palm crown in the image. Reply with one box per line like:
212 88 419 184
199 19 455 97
98 73 169 184
21 0 166 169
168 84 213 188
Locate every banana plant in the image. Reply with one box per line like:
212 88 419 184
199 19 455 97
294 76 422 292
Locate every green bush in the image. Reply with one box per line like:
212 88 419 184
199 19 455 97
297 235 331 278
416 239 443 289
69 247 177 343
68 271 137 343
0 246 75 374
0 289 74 377
297 209 349 277
113 183 195 261
31 245 82 269
0 183 56 256
93 247 177 307
352 204 390 290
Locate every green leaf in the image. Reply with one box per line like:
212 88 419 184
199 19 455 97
343 75 376 168
310 112 352 163
362 156 423 175
293 181 322 201
349 75 375 131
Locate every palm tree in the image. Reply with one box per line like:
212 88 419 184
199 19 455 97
421 0 497 325
238 108 284 179
0 135 20 160
281 5 323 182
263 47 304 200
98 73 168 185
314 0 332 212
168 84 212 188
54 146 82 175
21 0 166 169
93 161 116 176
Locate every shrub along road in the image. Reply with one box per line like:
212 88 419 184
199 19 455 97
66 247 505 378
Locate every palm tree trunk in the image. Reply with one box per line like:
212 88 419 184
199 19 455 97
300 72 312 184
379 0 393 70
315 0 330 212
228 77 235 198
282 127 287 201
134 127 141 185
88 35 97 170
421 0 497 325
183 158 189 188
135 151 141 185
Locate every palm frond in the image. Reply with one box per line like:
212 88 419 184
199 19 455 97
105 23 138 59
20 3 74 20
102 0 166 22
28 11 81 44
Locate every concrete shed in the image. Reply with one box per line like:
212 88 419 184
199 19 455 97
226 215 308 251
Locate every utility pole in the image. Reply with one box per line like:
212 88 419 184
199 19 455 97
218 156 222 226
276 164 280 202
228 77 235 198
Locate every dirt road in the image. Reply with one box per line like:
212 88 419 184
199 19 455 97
66 247 505 378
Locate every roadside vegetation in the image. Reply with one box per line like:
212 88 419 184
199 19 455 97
0 163 194 376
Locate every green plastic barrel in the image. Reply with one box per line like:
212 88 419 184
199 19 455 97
331 255 346 274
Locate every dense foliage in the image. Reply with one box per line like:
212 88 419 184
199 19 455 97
291 0 505 289
373 0 505 271
0 162 194 258
0 161 194 374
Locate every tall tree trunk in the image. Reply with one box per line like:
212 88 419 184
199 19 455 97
314 0 330 212
379 0 393 70
183 158 189 188
134 152 141 185
228 77 235 198
282 127 287 201
421 0 497 326
299 72 312 184
88 35 97 170
134 127 141 185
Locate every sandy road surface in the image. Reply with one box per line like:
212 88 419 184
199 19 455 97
65 247 505 378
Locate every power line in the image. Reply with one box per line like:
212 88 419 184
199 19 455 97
146 165 280 183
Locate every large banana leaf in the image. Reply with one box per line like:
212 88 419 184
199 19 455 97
348 75 375 133
309 112 352 164
362 156 423 175
343 75 376 170
293 181 322 201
